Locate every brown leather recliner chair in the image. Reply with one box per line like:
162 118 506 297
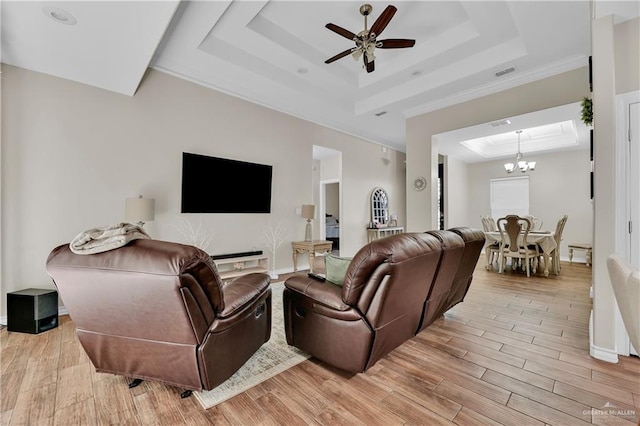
46 239 271 392
283 229 484 373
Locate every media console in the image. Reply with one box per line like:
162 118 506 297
211 251 269 281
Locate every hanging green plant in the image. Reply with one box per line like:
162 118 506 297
581 96 593 126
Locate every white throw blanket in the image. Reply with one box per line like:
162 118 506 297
69 222 150 255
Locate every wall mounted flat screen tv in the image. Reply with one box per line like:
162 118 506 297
181 152 272 213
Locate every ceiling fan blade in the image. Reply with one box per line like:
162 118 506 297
325 23 356 40
370 5 397 37
377 39 416 49
325 48 356 64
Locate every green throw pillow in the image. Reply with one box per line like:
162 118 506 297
325 254 352 286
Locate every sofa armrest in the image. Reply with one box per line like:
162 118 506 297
219 273 270 318
284 275 350 311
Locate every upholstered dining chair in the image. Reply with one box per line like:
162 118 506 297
549 215 568 274
523 215 543 230
481 215 497 232
481 215 500 268
497 215 539 277
531 216 543 230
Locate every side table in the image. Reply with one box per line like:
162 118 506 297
292 240 333 273
367 226 404 242
7 288 59 334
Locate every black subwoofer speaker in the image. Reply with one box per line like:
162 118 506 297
7 288 58 334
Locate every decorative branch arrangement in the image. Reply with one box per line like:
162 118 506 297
175 217 214 253
261 220 288 279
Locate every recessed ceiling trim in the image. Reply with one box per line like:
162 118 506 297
402 54 588 119
356 38 528 116
460 120 579 158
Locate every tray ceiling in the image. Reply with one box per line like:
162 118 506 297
2 1 637 154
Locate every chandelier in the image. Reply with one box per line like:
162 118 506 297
504 130 536 173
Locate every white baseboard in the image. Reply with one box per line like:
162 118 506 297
561 255 590 264
590 344 620 363
0 307 69 327
589 310 619 363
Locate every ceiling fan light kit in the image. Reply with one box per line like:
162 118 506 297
324 4 416 73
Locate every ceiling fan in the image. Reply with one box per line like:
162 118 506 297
324 4 415 73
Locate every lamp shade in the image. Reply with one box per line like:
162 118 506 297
125 196 155 223
301 204 315 220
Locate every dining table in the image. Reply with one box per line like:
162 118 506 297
484 230 558 277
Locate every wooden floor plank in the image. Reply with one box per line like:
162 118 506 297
319 379 405 425
255 393 309 426
435 380 542 426
506 393 593 425
55 362 94 411
369 365 461 420
9 382 56 426
463 351 555 391
591 370 640 394
452 406 503 426
526 360 636 405
499 343 560 362
482 370 592 422
0 369 26 413
379 391 456 425
53 399 97 426
446 336 526 368
553 381 638 418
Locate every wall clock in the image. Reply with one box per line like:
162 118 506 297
413 176 427 191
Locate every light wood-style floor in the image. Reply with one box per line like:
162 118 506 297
2 258 639 425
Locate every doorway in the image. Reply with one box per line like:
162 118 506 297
313 146 342 256
322 180 340 254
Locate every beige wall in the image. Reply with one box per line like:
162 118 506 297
0 64 406 316
615 17 640 95
590 15 640 361
406 67 590 232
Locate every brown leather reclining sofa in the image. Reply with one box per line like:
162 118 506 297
46 239 271 392
283 227 484 373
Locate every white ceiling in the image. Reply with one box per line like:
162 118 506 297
2 1 638 159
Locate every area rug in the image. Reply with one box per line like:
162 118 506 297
194 282 310 409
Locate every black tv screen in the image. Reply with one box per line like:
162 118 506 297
181 152 272 213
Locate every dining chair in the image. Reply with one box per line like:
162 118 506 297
549 214 568 274
483 215 497 232
524 215 543 231
532 216 543 230
481 215 500 268
497 215 539 277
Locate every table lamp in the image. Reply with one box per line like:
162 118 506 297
125 195 155 227
301 204 315 242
